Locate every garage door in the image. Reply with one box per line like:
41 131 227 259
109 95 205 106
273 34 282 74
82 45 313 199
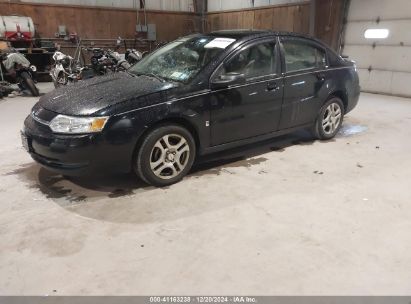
342 0 411 97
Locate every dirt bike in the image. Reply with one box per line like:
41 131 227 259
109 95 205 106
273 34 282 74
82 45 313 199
125 49 143 65
0 52 39 96
50 51 89 88
86 47 130 74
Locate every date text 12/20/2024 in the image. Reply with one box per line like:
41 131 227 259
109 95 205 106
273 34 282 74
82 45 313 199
149 296 257 303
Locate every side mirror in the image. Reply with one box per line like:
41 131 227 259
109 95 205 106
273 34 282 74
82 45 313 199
211 72 246 90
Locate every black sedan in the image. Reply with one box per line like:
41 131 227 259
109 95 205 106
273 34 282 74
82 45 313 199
22 30 360 186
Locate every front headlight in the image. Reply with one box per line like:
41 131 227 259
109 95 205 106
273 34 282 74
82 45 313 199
49 115 109 134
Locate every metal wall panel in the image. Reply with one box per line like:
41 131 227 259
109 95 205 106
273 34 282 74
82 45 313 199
343 0 411 97
221 0 251 11
343 45 411 72
348 0 411 21
344 20 411 45
357 69 411 97
22 0 137 8
207 0 303 12
20 0 194 11
357 69 393 95
207 0 221 12
145 0 162 10
391 72 411 97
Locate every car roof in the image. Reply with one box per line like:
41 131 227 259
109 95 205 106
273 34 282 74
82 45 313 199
208 29 327 48
208 29 272 39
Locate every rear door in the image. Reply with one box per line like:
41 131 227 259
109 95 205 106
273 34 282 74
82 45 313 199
209 38 283 146
278 37 328 129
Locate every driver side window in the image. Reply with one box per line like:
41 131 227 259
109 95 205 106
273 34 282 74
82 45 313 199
219 42 276 80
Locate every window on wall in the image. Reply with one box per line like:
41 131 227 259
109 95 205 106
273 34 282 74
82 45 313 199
364 29 390 39
282 41 327 72
220 42 277 79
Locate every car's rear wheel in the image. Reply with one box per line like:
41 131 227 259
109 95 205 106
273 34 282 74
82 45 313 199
312 96 344 140
134 124 196 187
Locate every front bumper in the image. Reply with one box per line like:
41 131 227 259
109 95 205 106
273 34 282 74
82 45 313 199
22 114 137 176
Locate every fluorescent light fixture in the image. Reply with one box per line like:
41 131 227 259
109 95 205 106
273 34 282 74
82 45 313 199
364 29 389 39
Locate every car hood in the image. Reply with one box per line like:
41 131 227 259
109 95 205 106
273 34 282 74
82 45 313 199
38 72 178 116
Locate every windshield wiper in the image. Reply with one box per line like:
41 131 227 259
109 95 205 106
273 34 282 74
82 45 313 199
126 70 137 77
135 72 165 82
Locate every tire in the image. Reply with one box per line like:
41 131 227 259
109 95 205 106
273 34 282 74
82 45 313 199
134 124 196 187
312 96 344 140
21 71 39 96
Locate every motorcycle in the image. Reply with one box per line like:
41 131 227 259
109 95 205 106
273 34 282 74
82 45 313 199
86 47 130 75
0 82 13 99
50 51 88 88
107 49 131 72
125 49 143 66
0 52 39 97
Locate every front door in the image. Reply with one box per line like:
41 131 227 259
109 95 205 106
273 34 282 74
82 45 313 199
209 39 283 146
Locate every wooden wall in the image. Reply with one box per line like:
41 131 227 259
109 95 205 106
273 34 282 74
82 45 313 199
315 0 346 51
0 0 344 50
0 1 196 41
206 0 346 51
207 3 311 36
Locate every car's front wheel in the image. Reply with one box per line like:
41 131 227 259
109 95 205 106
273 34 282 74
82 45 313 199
312 96 344 140
134 124 196 187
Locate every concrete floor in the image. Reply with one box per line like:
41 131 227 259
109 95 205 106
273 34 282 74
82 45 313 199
1 82 411 295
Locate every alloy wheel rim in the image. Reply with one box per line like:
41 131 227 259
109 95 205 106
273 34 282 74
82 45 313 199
322 102 342 135
149 134 190 180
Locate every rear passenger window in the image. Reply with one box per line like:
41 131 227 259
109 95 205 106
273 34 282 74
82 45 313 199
282 41 326 72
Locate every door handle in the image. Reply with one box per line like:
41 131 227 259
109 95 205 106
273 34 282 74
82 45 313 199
267 81 279 91
316 73 326 82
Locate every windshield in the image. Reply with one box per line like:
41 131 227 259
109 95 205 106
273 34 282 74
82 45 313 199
129 36 237 83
